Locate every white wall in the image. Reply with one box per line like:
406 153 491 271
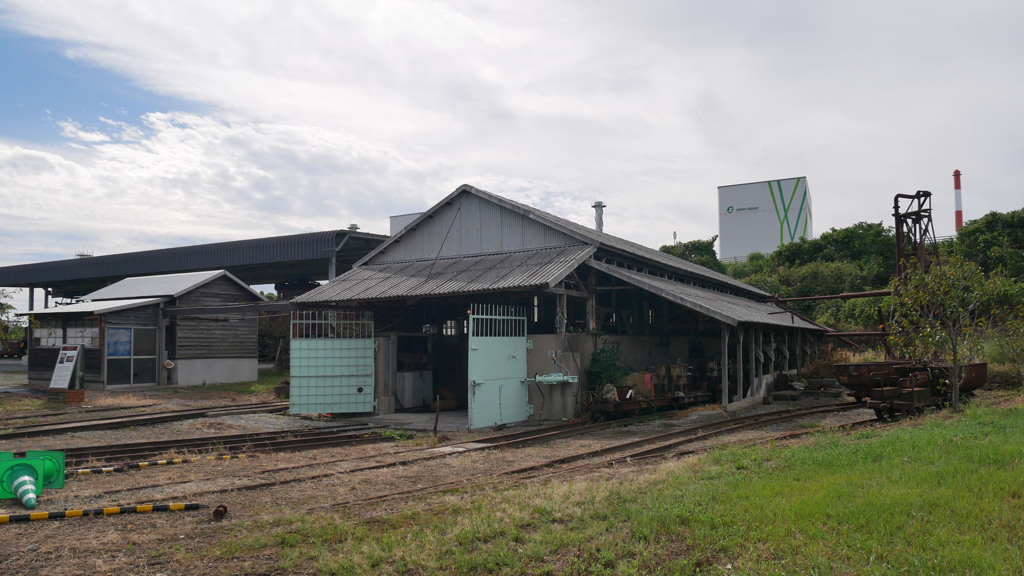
718 177 813 260
172 358 258 386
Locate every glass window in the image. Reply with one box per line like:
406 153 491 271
132 358 157 385
106 326 157 386
107 358 132 386
133 328 157 356
33 319 63 348
66 319 100 347
106 327 132 358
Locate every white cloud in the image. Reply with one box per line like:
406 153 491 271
57 119 110 143
0 0 1021 274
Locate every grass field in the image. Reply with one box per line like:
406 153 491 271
211 397 1024 575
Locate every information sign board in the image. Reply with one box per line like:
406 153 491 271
49 344 83 390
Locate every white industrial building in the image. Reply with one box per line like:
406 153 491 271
718 177 813 261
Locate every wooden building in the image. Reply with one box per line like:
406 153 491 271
24 270 264 389
291 185 826 428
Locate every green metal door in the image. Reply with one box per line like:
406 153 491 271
468 304 530 429
290 310 374 415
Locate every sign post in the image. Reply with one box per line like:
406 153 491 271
47 344 85 404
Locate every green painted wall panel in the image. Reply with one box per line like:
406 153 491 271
289 310 374 415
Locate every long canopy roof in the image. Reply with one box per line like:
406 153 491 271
0 229 385 298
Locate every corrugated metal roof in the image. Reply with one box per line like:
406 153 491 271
0 229 386 296
356 185 766 298
22 298 168 316
83 270 264 301
296 245 596 303
586 259 822 330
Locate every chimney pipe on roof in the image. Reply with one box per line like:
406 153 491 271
591 201 606 233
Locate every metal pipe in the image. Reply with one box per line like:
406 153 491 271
776 290 891 302
591 201 606 233
822 331 888 338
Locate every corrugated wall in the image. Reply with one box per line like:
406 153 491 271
374 193 578 262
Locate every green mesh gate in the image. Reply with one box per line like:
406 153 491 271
468 304 530 429
290 309 374 415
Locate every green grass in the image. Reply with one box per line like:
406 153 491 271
0 394 46 413
204 402 1024 575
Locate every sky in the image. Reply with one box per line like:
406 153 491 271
2 1 1023 314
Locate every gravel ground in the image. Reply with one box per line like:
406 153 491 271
0 365 880 575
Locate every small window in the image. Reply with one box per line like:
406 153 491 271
33 319 63 348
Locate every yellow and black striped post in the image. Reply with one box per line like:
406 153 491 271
67 454 249 477
1 503 207 523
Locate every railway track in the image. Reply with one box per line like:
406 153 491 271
71 417 632 500
505 401 866 473
0 401 290 440
34 423 382 468
324 405 878 510
70 401 867 507
0 403 159 426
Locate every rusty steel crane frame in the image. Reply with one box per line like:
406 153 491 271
894 190 940 278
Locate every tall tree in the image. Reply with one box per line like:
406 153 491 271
888 255 996 411
659 235 726 273
955 208 1024 281
0 289 16 342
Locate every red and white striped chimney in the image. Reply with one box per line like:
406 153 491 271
953 169 963 232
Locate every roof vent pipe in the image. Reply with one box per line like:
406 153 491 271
591 201 606 233
348 224 359 231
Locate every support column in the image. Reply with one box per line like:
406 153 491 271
771 331 778 373
784 331 791 372
157 306 167 386
756 328 763 381
748 327 756 397
736 327 745 400
797 330 803 380
557 293 567 336
721 324 729 410
586 273 597 333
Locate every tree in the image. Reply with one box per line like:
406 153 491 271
992 303 1024 386
888 255 996 411
771 221 894 265
955 208 1024 282
659 235 726 273
720 222 898 331
0 288 20 343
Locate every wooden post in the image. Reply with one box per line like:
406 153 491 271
721 324 729 410
736 327 745 400
756 328 763 383
433 395 440 437
157 305 167 386
586 273 597 333
796 329 803 380
784 331 790 372
748 327 756 397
